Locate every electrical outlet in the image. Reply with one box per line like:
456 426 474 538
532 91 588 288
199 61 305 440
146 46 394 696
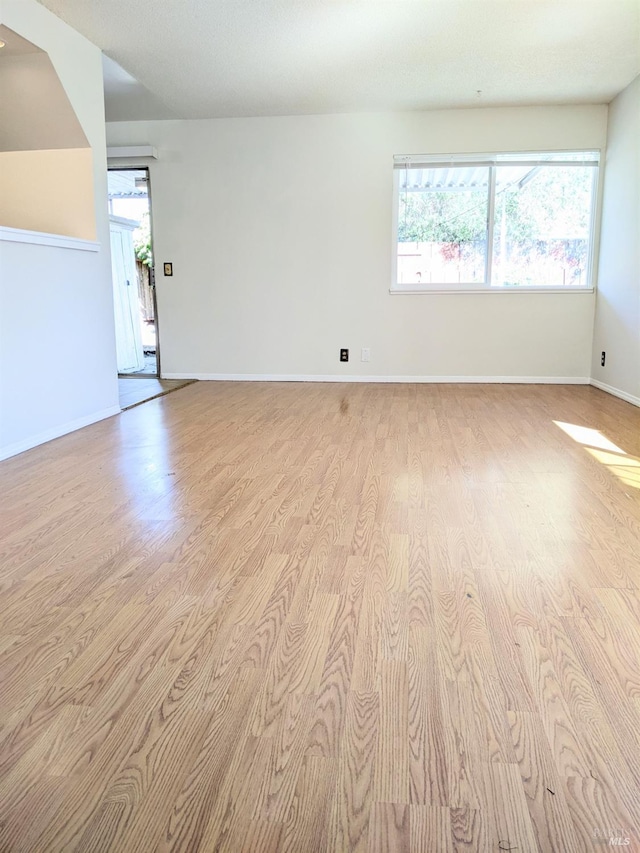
340 348 349 362
361 347 370 362
601 351 606 367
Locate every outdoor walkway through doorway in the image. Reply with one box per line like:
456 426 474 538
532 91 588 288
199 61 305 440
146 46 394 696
118 377 196 410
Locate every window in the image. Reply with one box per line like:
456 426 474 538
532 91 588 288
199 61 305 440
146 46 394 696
393 151 599 291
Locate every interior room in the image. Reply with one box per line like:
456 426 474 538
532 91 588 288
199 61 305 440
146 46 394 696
0 0 639 850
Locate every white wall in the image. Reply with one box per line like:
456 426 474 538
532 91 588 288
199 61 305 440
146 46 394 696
0 0 119 460
591 76 640 406
107 106 606 381
0 237 119 457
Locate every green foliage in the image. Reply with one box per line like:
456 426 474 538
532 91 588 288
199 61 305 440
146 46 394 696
495 166 591 247
398 190 486 244
398 165 593 268
492 166 592 279
133 211 153 267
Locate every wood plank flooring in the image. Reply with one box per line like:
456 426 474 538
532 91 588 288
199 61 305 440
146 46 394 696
1 381 640 852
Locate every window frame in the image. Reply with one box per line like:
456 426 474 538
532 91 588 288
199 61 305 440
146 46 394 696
391 150 601 294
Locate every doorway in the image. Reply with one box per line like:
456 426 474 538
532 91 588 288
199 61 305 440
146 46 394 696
108 168 160 377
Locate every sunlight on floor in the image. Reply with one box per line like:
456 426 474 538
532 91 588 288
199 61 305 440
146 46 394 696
586 448 640 489
554 420 640 490
554 421 625 454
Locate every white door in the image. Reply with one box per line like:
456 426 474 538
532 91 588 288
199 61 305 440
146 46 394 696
110 221 144 373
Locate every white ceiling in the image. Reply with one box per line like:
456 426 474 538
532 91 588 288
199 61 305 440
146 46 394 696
37 0 640 121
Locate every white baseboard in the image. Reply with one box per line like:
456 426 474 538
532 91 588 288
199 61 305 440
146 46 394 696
589 379 640 408
163 372 590 385
0 405 121 462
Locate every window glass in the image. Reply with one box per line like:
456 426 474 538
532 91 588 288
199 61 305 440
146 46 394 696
393 152 599 291
397 166 489 287
492 164 595 288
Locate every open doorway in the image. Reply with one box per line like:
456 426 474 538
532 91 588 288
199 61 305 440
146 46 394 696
108 168 159 377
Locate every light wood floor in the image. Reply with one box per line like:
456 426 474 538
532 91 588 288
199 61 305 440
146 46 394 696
1 382 640 852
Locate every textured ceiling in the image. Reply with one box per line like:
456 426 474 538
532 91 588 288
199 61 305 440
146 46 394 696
38 0 640 121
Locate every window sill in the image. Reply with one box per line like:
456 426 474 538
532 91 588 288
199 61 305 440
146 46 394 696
390 286 594 295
